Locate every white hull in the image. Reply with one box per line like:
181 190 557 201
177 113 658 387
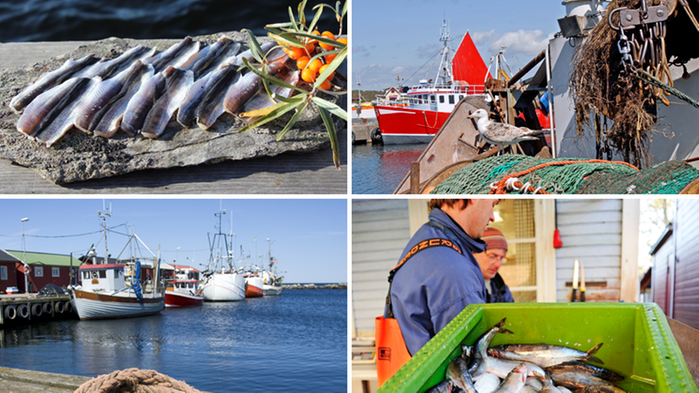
201 273 246 301
70 288 164 320
263 284 282 296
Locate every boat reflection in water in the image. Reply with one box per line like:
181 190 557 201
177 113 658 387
352 143 425 194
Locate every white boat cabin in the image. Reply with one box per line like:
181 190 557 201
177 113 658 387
79 264 125 292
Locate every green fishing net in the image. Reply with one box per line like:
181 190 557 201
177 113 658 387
429 155 699 194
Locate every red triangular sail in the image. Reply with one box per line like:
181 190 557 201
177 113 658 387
452 32 491 87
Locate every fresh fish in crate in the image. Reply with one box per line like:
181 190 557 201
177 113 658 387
493 362 527 393
447 355 477 393
545 361 624 382
487 343 604 368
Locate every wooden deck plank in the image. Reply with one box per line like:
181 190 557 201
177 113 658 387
0 40 347 194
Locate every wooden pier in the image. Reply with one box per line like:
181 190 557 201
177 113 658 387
0 367 89 392
0 294 74 325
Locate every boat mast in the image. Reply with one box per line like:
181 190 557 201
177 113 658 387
97 202 112 264
435 19 454 88
208 208 230 272
267 238 274 272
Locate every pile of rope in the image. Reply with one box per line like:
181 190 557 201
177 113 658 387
75 368 202 393
429 155 699 194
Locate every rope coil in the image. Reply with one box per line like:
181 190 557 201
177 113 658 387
75 368 203 393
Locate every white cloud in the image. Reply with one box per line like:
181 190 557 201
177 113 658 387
391 66 406 74
470 29 496 45
488 30 551 55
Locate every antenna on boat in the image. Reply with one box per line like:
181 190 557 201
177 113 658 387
97 201 112 264
208 208 231 273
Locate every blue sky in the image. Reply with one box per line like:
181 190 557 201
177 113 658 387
352 0 569 90
0 198 347 284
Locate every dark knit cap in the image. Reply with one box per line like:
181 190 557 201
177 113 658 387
482 227 507 251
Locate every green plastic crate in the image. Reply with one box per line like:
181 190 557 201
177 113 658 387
377 303 698 393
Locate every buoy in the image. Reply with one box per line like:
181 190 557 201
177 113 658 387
31 303 43 317
18 304 30 319
4 305 17 320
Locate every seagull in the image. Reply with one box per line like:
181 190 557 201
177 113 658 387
468 108 543 154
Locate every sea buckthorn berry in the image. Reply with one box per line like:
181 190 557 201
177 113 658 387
319 78 332 90
319 31 336 50
288 46 305 60
318 64 335 81
324 53 337 64
310 30 321 44
304 40 316 53
336 38 347 46
307 58 323 73
301 68 317 83
297 56 310 70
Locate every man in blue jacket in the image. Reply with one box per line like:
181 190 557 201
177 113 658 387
386 199 498 356
474 227 514 303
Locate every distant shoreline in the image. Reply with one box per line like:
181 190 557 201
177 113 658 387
282 283 347 290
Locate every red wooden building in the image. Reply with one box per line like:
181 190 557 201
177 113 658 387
0 250 20 292
4 250 80 293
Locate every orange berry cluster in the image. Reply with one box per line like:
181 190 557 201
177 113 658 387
280 31 346 90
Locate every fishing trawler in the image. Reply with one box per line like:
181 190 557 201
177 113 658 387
262 239 283 296
69 208 165 320
373 21 492 144
200 209 246 301
165 266 204 307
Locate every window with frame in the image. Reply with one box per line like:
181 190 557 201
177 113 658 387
449 95 455 104
52 267 60 277
1 266 7 280
35 266 44 277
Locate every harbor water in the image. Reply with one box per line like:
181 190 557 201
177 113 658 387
352 143 425 194
0 289 346 392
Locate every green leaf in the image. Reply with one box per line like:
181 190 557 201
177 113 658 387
241 57 308 95
308 5 324 32
265 22 294 29
237 99 304 134
297 0 308 27
267 32 303 48
312 96 347 121
318 106 341 170
287 6 299 31
277 99 311 141
243 29 265 63
341 0 347 18
314 46 347 87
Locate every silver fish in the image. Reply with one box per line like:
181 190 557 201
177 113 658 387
162 40 201 71
17 77 83 137
146 36 194 73
141 67 194 139
544 361 623 382
35 77 100 147
447 356 477 393
241 69 300 114
177 70 214 127
468 318 514 380
484 357 547 380
493 363 527 393
93 65 155 137
77 45 153 79
547 371 627 393
10 54 98 114
425 380 452 393
521 387 538 393
222 49 289 115
189 37 240 78
474 372 501 393
195 63 240 129
540 378 563 393
74 60 145 133
121 70 167 134
488 343 604 369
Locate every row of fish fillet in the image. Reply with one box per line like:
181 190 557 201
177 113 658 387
10 36 299 147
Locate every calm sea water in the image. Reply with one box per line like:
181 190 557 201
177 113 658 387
352 143 425 194
0 0 339 42
0 290 347 392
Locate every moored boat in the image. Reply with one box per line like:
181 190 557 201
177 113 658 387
165 267 204 307
374 21 491 144
199 208 246 302
244 272 264 298
261 239 283 296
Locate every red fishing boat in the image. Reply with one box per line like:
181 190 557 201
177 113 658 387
165 266 204 307
374 22 492 144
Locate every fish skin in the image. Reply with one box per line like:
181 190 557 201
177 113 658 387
233 41 275 66
545 361 623 382
493 362 527 393
93 65 155 138
121 70 167 134
161 40 201 71
141 67 194 139
468 318 514 380
473 372 501 393
73 60 145 133
446 356 477 393
484 357 547 380
222 50 290 115
521 387 538 393
488 343 604 368
146 36 194 73
35 77 100 147
548 371 627 393
195 64 240 129
184 36 233 76
88 61 149 132
17 77 82 137
177 71 213 127
425 380 452 393
196 42 241 78
77 45 152 80
241 69 300 115
10 54 98 114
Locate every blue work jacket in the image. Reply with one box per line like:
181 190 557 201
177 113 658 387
385 208 487 356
